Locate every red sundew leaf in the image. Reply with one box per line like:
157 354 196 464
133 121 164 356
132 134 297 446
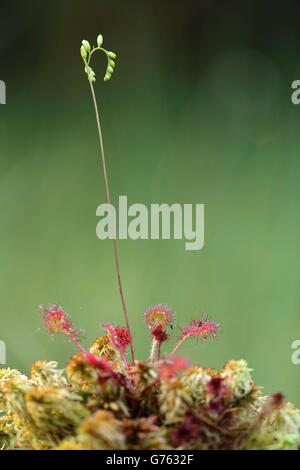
177 314 221 344
102 323 131 352
144 304 176 329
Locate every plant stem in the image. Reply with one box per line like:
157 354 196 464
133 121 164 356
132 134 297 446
149 338 158 362
70 336 87 355
121 350 132 380
157 342 162 361
141 378 159 394
167 333 192 360
88 79 134 363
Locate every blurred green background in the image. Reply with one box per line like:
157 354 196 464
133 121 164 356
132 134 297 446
0 0 300 406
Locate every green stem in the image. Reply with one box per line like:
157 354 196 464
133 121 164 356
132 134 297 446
88 79 135 364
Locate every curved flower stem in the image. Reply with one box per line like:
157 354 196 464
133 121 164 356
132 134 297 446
88 79 134 364
149 338 158 363
167 332 192 360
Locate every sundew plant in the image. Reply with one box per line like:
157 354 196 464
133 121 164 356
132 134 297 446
0 34 299 451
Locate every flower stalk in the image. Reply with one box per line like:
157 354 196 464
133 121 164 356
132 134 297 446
149 338 158 363
81 37 134 363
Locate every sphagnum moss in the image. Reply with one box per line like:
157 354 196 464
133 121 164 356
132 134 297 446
1 351 300 449
1 34 299 451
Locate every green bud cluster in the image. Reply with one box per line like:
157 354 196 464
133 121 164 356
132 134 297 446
82 40 91 53
104 55 116 82
80 34 117 83
85 65 96 83
80 46 87 60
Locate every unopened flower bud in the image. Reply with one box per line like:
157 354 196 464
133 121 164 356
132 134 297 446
97 34 103 47
107 51 116 59
80 46 87 60
82 40 91 52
